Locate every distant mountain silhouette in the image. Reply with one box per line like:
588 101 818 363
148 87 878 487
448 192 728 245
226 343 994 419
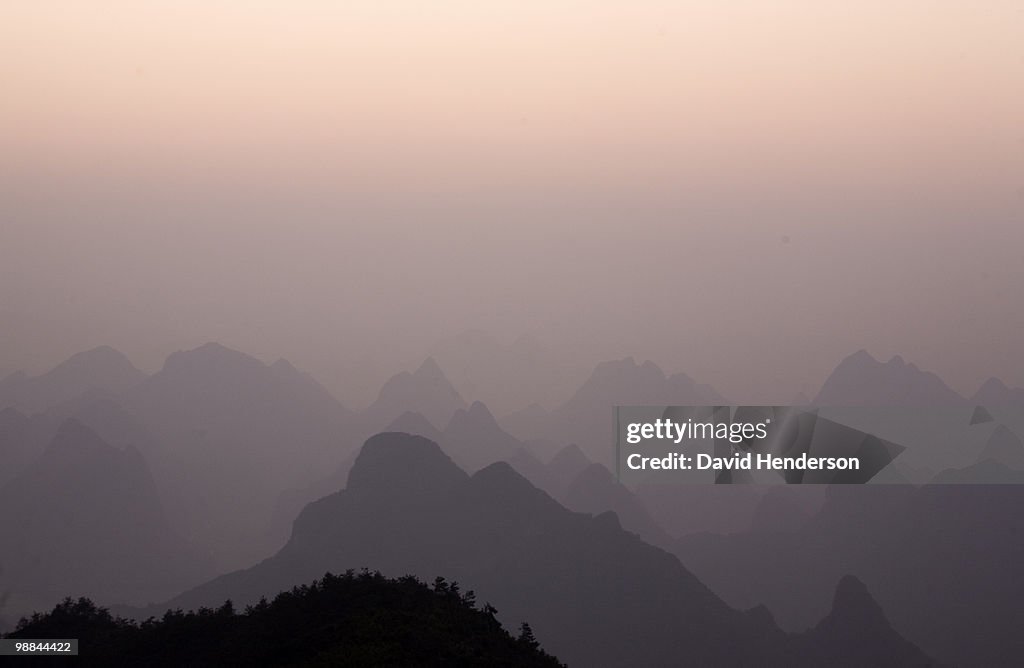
387 409 444 442
977 424 1024 469
502 358 727 465
426 329 589 414
147 433 936 667
270 401 531 546
562 463 673 549
442 401 522 472
972 377 1024 407
674 483 1024 666
0 420 212 620
544 443 592 498
0 347 146 413
359 357 467 434
787 575 945 667
814 350 966 406
122 342 351 570
8 571 564 667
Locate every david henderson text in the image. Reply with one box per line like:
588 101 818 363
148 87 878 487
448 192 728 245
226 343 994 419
626 452 860 471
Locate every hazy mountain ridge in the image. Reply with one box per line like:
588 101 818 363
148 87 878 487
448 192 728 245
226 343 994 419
501 357 729 465
2 342 1021 664
0 346 147 414
0 420 213 621
814 350 968 406
426 329 590 415
142 432 938 667
673 482 1024 667
119 342 353 570
357 357 467 435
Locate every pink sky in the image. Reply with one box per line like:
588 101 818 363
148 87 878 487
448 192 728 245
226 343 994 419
2 2 1022 405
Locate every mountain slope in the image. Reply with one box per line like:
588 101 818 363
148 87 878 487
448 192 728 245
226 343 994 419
789 576 945 668
563 463 673 549
359 357 467 435
673 483 1024 666
0 346 146 413
815 350 966 406
0 420 212 618
442 401 522 472
150 433 935 667
502 358 727 465
121 342 351 569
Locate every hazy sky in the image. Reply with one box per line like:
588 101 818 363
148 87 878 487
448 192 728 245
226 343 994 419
2 1 1022 405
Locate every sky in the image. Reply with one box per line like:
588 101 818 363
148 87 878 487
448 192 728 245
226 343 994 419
2 1 1023 406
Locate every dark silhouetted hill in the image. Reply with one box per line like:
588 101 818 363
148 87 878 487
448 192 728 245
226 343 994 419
8 571 564 667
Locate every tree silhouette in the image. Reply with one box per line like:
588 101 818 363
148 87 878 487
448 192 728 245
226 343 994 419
6 571 564 667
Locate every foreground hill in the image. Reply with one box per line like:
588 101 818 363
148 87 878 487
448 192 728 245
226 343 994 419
148 433 936 667
8 571 564 667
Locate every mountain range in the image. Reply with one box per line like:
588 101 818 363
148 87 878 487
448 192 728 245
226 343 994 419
144 432 940 667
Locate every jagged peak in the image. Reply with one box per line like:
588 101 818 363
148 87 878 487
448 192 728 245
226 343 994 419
978 376 1009 393
827 575 887 628
414 356 447 380
843 349 878 365
449 400 499 427
270 358 297 373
